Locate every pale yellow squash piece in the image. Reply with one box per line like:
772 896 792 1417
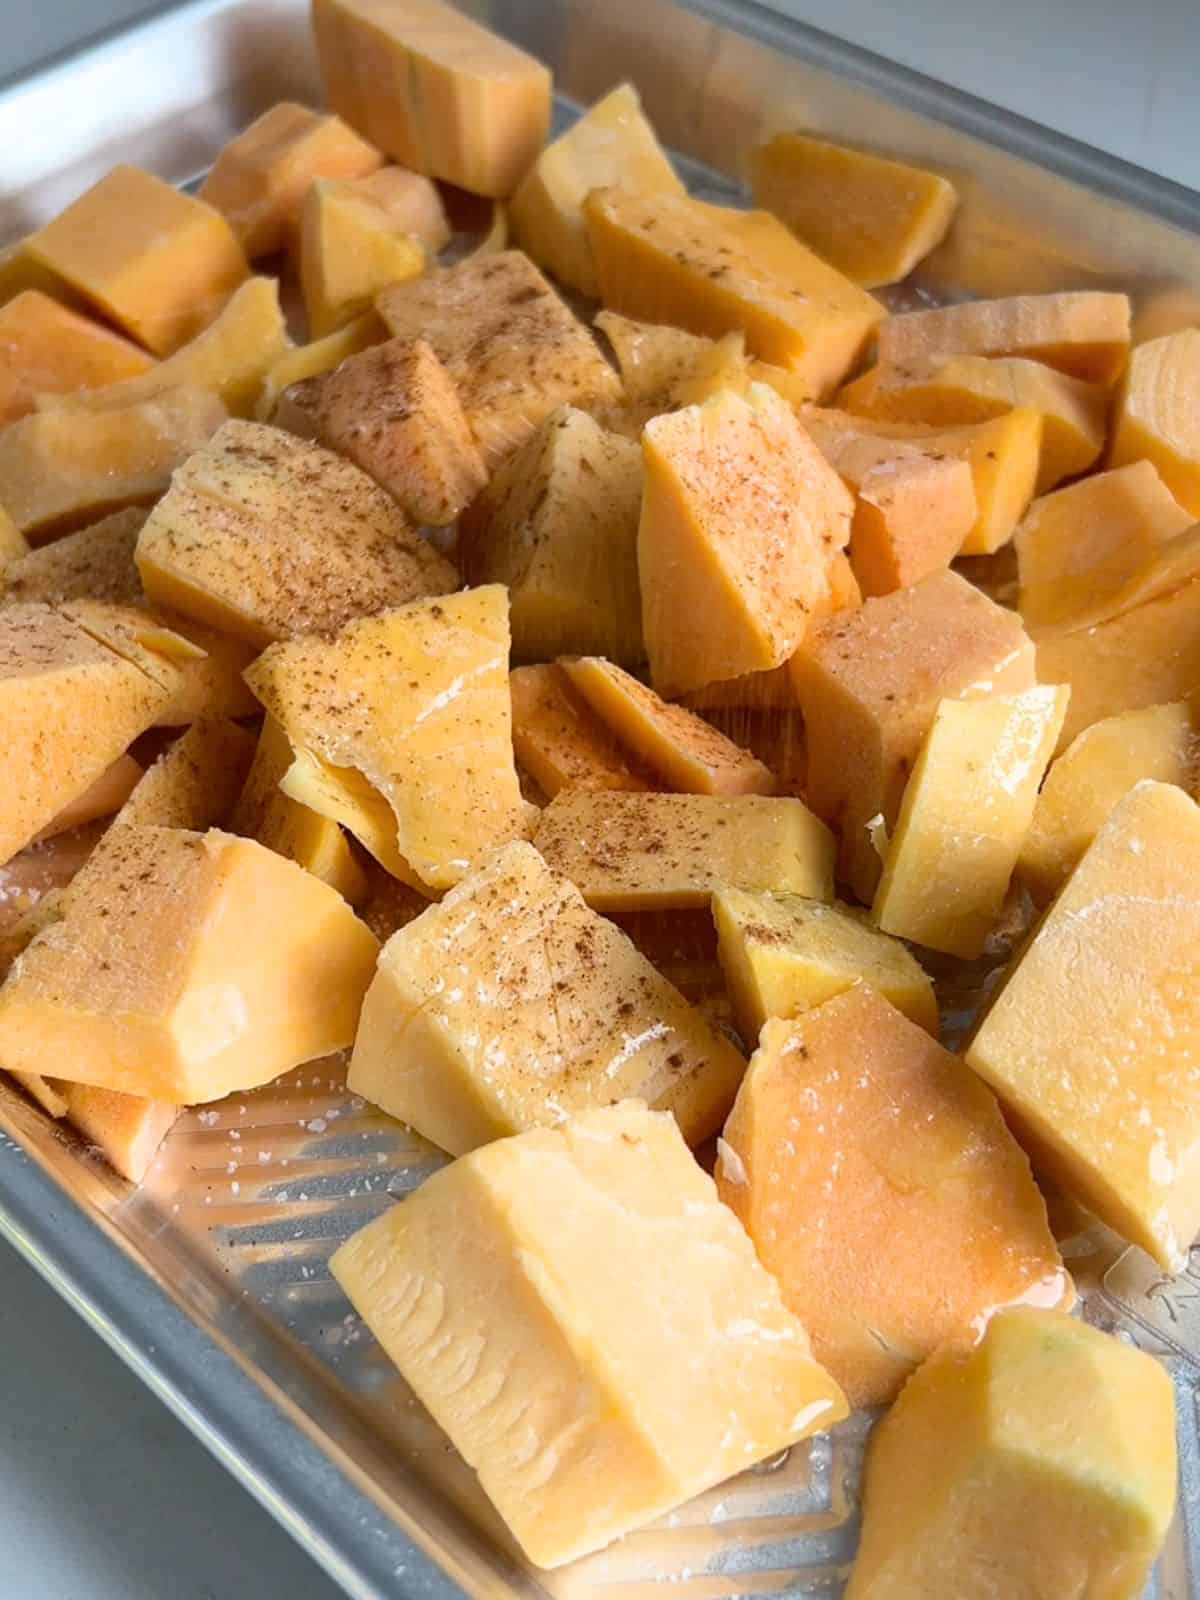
1109 328 1200 516
34 754 143 842
254 310 383 421
63 1084 180 1185
533 790 834 911
593 312 751 433
0 289 155 424
330 1100 846 1570
509 664 647 797
511 82 684 296
967 780 1200 1269
311 0 552 197
299 178 426 338
114 718 256 833
1018 701 1198 903
561 656 774 796
583 186 882 398
246 587 532 892
639 385 854 697
350 840 746 1153
712 887 937 1042
0 825 378 1102
846 1308 1176 1600
342 166 450 251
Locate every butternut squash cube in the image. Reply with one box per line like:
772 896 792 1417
748 133 957 288
718 991 1069 1407
791 569 1037 902
877 291 1131 387
712 887 938 1042
135 419 456 647
593 311 751 432
1109 327 1200 516
198 101 383 258
245 586 532 892
836 440 975 596
509 664 647 797
330 1100 846 1570
0 290 154 424
34 754 143 842
0 237 84 314
255 310 383 422
115 717 256 832
312 0 551 197
0 825 378 1102
342 165 450 251
286 337 486 526
583 187 882 398
377 251 620 469
460 405 643 664
967 780 1200 1269
561 655 774 795
63 1083 179 1185
511 83 685 297
639 385 854 697
350 840 746 1152
0 387 227 542
26 165 248 355
1018 701 1198 903
846 1308 1176 1600
533 790 834 911
299 178 426 339
872 686 1068 958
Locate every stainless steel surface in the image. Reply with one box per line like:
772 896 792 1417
2 2 1200 1598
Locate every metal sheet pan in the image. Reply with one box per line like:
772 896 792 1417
2 3 1200 1596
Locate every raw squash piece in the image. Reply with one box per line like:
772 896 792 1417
115 718 255 832
967 780 1200 1269
791 569 1037 902
0 237 84 313
63 1083 179 1184
342 165 450 250
229 715 367 905
39 276 289 420
877 292 1132 386
712 887 937 1041
639 385 854 696
533 791 834 911
377 251 620 469
299 178 426 338
34 754 143 842
10 1073 68 1119
583 187 882 397
846 1308 1175 1600
332 1100 845 1569
25 165 248 355
198 101 382 258
287 337 486 525
1018 702 1198 903
872 686 1068 958
0 290 154 424
594 312 751 432
350 840 746 1152
511 82 685 297
460 405 643 664
718 991 1069 1406
1036 576 1200 750
1109 327 1200 516
245 586 532 892
748 133 957 288
0 387 227 543
312 0 551 197
1015 460 1193 631
255 310 383 421
0 825 378 1102
135 419 456 647
509 664 647 797
847 448 974 596
0 604 173 865
561 655 775 795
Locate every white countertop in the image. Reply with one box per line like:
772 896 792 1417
1 3 1196 1598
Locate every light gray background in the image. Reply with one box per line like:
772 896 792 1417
0 2 1196 1597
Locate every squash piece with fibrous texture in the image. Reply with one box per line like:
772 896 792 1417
341 166 450 251
791 568 1037 902
583 187 882 399
245 586 532 893
639 385 854 698
199 101 382 258
877 292 1131 386
718 990 1070 1407
511 83 684 297
460 405 643 665
349 840 747 1153
0 290 154 424
378 251 620 470
1109 328 1200 517
509 665 647 798
312 0 551 198
25 165 248 355
748 134 957 288
593 311 751 432
299 178 426 339
116 719 255 833
0 825 378 1102
281 338 485 526
135 419 456 648
256 311 382 421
